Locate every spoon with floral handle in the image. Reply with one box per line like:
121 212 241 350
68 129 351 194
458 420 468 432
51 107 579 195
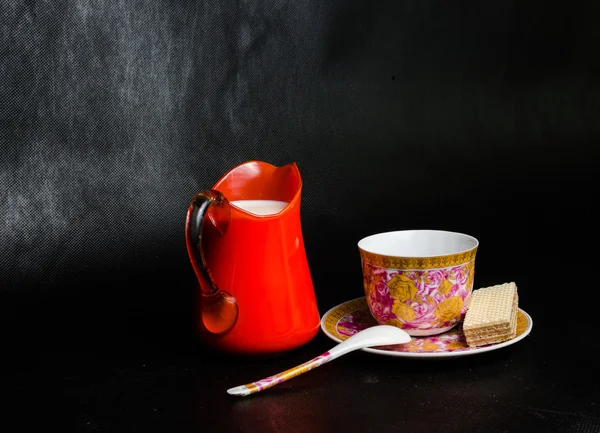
227 325 411 397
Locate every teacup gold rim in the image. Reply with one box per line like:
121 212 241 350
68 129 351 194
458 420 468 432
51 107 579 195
358 229 478 270
359 246 478 269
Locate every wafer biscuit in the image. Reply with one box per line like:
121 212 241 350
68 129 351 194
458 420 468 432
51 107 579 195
463 282 518 347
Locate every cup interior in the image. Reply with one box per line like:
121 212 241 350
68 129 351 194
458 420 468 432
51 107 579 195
358 229 478 257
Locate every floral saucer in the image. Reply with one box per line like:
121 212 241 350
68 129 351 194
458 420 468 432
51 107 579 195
320 297 533 359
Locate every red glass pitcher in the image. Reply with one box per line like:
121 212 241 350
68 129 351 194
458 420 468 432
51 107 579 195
185 161 320 355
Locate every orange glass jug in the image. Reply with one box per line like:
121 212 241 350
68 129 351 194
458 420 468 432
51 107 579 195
185 161 320 355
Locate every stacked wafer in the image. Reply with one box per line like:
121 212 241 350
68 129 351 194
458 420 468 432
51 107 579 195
462 282 519 348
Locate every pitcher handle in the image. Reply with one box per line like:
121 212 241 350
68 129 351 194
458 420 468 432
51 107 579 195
185 190 238 335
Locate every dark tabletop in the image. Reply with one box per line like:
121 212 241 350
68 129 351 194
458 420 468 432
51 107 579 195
3 271 598 433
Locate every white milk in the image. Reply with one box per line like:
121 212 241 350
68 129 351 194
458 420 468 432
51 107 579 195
231 200 289 216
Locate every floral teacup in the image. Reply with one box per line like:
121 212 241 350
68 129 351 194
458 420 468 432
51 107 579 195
358 230 479 336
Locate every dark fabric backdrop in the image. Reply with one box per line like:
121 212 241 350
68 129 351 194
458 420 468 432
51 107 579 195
1 1 598 340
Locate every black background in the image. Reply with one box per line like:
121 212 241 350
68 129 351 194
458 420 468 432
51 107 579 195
1 1 599 432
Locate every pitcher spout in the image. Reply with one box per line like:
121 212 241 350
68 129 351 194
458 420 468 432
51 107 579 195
211 161 303 214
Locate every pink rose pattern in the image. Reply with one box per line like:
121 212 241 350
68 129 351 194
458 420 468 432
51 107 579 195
338 309 377 337
363 261 474 332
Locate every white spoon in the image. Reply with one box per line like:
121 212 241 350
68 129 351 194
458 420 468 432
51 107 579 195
227 325 411 397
